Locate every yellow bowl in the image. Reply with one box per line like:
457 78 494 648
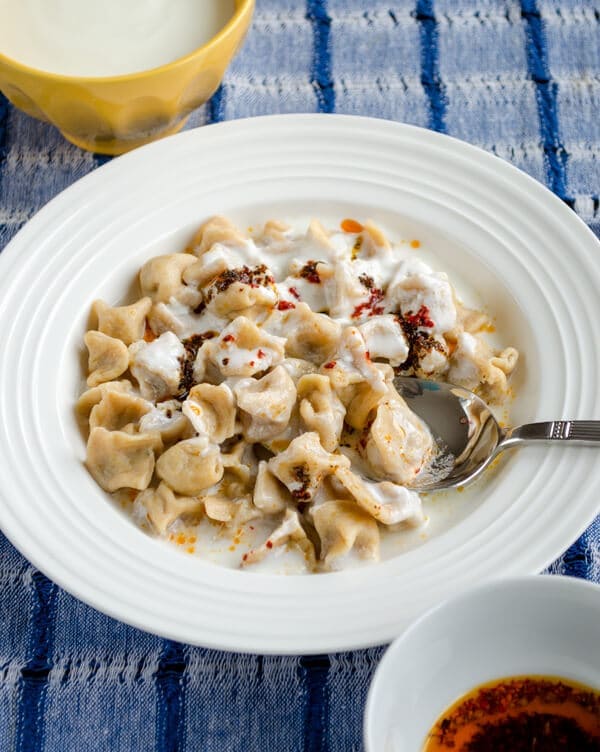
0 0 254 155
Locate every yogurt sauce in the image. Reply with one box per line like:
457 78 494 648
0 0 236 77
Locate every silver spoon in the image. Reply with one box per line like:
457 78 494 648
393 376 600 492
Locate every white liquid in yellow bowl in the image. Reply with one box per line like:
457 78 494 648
0 0 236 77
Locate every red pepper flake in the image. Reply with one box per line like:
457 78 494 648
277 300 296 311
222 358 230 366
257 349 266 359
266 541 273 549
242 553 248 562
223 334 235 343
404 305 434 328
426 676 600 751
365 351 371 361
249 361 255 367
288 286 300 299
324 361 336 369
351 288 385 319
299 261 321 284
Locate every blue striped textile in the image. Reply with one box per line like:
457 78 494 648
0 1 599 749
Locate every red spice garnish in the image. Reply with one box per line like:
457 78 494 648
222 334 235 343
222 358 230 366
210 265 275 297
242 553 248 562
404 304 434 328
288 286 301 299
426 676 600 752
277 300 296 311
351 288 385 319
257 349 266 359
249 361 255 367
365 351 371 361
324 361 336 369
266 541 273 549
341 218 364 234
299 261 321 284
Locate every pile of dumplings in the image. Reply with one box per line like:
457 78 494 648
77 217 518 571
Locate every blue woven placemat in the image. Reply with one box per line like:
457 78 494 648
0 1 599 750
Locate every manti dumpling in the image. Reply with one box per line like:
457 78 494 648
84 331 129 387
234 366 296 442
92 297 152 346
89 389 151 431
360 398 434 485
242 509 316 568
86 427 161 492
139 253 201 309
297 374 345 452
182 383 237 443
156 436 223 496
268 432 350 501
311 500 380 569
135 482 203 534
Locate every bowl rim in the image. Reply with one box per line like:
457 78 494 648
363 573 600 751
0 0 254 84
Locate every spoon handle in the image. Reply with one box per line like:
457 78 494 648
503 421 600 447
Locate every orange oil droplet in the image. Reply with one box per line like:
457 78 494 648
341 218 364 234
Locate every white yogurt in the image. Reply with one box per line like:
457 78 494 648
0 0 235 77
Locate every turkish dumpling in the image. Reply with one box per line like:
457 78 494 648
77 380 134 419
281 303 341 365
187 215 248 257
129 331 185 401
156 436 224 496
268 432 350 501
135 482 203 534
84 331 129 387
234 366 296 442
92 297 152 346
297 374 345 451
89 389 151 431
139 253 201 308
203 316 286 377
360 398 434 484
311 500 380 568
138 401 192 444
242 509 316 568
253 461 290 514
182 383 236 443
448 332 518 402
86 427 161 492
334 467 425 526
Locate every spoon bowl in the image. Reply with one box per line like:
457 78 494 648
394 376 600 492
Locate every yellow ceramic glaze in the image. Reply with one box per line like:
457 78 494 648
0 0 254 154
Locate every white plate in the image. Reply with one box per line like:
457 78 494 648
364 575 600 751
0 114 599 654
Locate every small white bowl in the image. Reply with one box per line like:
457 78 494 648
364 575 600 752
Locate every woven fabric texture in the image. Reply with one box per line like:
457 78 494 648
0 1 598 750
